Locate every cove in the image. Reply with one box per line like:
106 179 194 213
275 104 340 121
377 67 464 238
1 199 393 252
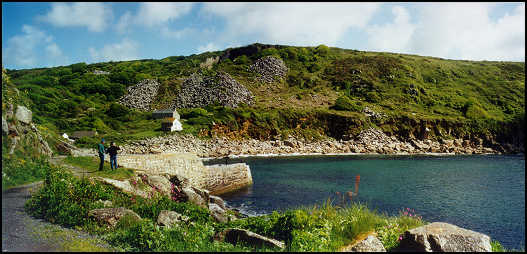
208 154 525 250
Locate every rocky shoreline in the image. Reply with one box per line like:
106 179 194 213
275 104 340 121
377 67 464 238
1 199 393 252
115 128 521 159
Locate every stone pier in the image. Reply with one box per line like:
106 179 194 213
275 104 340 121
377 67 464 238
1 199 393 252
108 153 252 195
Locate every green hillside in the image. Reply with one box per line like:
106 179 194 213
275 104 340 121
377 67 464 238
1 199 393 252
4 43 525 149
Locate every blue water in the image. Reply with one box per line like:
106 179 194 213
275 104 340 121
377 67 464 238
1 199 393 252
215 154 525 250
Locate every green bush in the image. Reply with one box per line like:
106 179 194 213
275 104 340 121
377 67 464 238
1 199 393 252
331 96 363 112
2 155 49 190
25 164 113 227
106 102 130 118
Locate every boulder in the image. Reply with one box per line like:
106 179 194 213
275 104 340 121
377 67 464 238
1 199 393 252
93 177 149 198
209 203 228 223
344 235 386 252
209 195 226 210
15 105 32 124
182 186 209 209
88 207 141 227
143 174 172 197
214 228 285 250
398 222 491 252
157 210 189 228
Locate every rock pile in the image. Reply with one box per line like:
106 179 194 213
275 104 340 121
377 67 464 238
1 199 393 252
172 72 253 109
118 79 160 111
248 56 288 83
118 127 504 158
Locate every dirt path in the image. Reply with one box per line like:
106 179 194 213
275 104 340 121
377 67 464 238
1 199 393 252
2 157 116 252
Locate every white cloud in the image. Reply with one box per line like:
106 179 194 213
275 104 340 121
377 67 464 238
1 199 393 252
2 25 67 68
160 27 192 39
407 3 525 61
197 42 219 53
366 6 416 53
136 2 194 27
202 3 381 46
89 39 140 62
116 11 133 34
39 2 113 32
115 3 194 37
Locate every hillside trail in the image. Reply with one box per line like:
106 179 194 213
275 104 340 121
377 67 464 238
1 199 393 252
1 156 117 252
49 155 97 178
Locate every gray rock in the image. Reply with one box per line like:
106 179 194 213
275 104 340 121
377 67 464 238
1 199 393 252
88 207 141 227
143 174 172 197
157 210 189 228
118 79 160 111
209 203 228 223
182 187 209 209
209 195 226 210
15 105 32 124
349 235 386 252
248 56 288 84
214 228 285 249
2 115 8 135
172 72 254 109
399 222 492 252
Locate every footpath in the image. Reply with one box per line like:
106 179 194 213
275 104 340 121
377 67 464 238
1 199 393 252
2 157 115 252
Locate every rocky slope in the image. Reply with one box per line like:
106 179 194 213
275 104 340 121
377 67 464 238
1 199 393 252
118 79 160 111
172 72 254 109
116 128 503 158
248 56 288 83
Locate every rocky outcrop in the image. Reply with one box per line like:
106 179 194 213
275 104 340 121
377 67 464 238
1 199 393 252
157 210 190 228
214 228 285 250
344 235 386 252
92 177 149 198
118 79 160 111
248 56 288 83
209 203 228 223
118 127 504 159
182 186 209 209
172 72 253 109
15 105 32 124
398 222 492 252
88 207 141 227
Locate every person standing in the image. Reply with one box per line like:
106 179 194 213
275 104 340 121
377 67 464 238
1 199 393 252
106 142 120 170
98 138 106 171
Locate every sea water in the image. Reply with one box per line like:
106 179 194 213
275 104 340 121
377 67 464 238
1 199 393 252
212 154 525 250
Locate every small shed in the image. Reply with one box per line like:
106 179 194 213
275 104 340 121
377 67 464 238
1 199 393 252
152 109 180 120
161 117 175 131
70 130 98 140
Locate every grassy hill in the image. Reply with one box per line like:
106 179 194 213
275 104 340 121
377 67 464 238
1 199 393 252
4 43 525 149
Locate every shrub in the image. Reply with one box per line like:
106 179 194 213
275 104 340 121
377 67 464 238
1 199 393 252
25 165 114 227
106 102 130 118
331 96 363 112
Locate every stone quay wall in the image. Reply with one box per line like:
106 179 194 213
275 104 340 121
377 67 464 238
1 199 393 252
109 153 252 195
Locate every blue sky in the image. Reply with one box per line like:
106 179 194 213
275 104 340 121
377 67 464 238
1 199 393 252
2 2 525 70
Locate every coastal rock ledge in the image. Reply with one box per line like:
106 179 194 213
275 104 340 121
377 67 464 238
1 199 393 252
398 222 492 252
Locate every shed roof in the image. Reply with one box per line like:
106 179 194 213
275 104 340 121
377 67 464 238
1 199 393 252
153 109 175 114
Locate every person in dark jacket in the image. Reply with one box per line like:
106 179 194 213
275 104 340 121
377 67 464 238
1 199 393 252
97 138 105 171
106 142 120 170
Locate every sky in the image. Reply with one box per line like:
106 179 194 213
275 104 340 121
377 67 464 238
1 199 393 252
2 2 525 70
